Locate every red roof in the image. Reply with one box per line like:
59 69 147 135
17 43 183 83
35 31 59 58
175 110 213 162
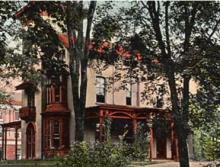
15 2 34 18
16 4 159 63
15 2 49 18
58 33 144 60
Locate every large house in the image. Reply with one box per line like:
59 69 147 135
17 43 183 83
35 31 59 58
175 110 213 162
14 3 195 161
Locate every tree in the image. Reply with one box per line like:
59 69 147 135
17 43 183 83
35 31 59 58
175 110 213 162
0 1 23 101
190 55 220 160
16 1 97 141
94 1 220 166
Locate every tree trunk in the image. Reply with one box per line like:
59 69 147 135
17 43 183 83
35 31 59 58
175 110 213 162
66 1 96 142
166 64 189 167
74 102 85 141
176 121 190 167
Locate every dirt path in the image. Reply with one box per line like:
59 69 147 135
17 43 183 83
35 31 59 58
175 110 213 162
145 161 209 167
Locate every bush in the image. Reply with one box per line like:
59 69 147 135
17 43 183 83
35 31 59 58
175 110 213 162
57 142 129 167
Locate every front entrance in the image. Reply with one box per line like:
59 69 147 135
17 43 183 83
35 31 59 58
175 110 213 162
26 123 35 159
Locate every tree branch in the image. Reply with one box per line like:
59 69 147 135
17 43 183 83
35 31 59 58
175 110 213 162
165 2 171 57
184 2 199 52
84 1 97 57
208 18 220 40
147 1 168 60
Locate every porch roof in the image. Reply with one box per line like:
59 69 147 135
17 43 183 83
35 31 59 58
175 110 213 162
86 103 167 113
86 104 171 120
1 121 21 129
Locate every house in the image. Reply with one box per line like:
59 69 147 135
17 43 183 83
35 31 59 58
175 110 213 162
14 2 195 160
0 90 22 160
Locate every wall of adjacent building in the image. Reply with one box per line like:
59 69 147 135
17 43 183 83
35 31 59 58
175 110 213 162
0 103 22 160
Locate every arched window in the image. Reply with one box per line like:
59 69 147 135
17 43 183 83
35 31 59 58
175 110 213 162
96 76 105 103
26 123 35 159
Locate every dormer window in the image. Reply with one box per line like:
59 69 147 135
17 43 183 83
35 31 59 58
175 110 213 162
96 76 105 103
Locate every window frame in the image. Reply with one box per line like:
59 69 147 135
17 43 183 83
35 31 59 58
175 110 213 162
96 76 106 103
126 83 132 105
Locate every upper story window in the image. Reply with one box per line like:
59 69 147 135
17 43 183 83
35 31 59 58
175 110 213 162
96 76 105 103
15 111 19 120
27 92 35 107
126 84 132 105
46 76 67 104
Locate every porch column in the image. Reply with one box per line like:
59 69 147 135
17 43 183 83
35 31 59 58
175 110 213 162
4 128 7 160
170 122 175 160
1 126 4 160
15 128 18 160
149 125 153 160
99 110 104 142
132 118 137 135
147 120 153 160
175 138 179 161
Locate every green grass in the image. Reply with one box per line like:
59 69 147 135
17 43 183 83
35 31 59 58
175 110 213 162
0 160 59 167
0 160 158 167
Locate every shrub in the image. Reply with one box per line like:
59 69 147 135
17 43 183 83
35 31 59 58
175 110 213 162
57 142 129 167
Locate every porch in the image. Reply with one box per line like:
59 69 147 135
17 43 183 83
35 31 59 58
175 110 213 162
85 104 179 160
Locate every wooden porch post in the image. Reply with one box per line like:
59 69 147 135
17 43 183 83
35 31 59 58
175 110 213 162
1 126 4 160
147 113 153 160
149 126 153 160
170 122 175 160
4 128 7 160
132 118 137 135
15 128 18 160
175 138 179 161
99 110 104 142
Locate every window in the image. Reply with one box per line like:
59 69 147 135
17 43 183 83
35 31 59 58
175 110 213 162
45 120 61 149
15 111 19 120
46 76 67 104
27 93 35 107
96 77 105 103
45 120 51 148
54 85 61 102
126 84 132 105
53 121 60 148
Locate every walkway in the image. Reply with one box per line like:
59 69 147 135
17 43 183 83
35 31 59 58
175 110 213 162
145 160 209 167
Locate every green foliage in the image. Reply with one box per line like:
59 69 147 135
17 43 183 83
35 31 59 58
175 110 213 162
103 117 112 143
58 142 129 167
130 123 149 161
193 128 220 161
0 91 9 102
190 97 220 161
